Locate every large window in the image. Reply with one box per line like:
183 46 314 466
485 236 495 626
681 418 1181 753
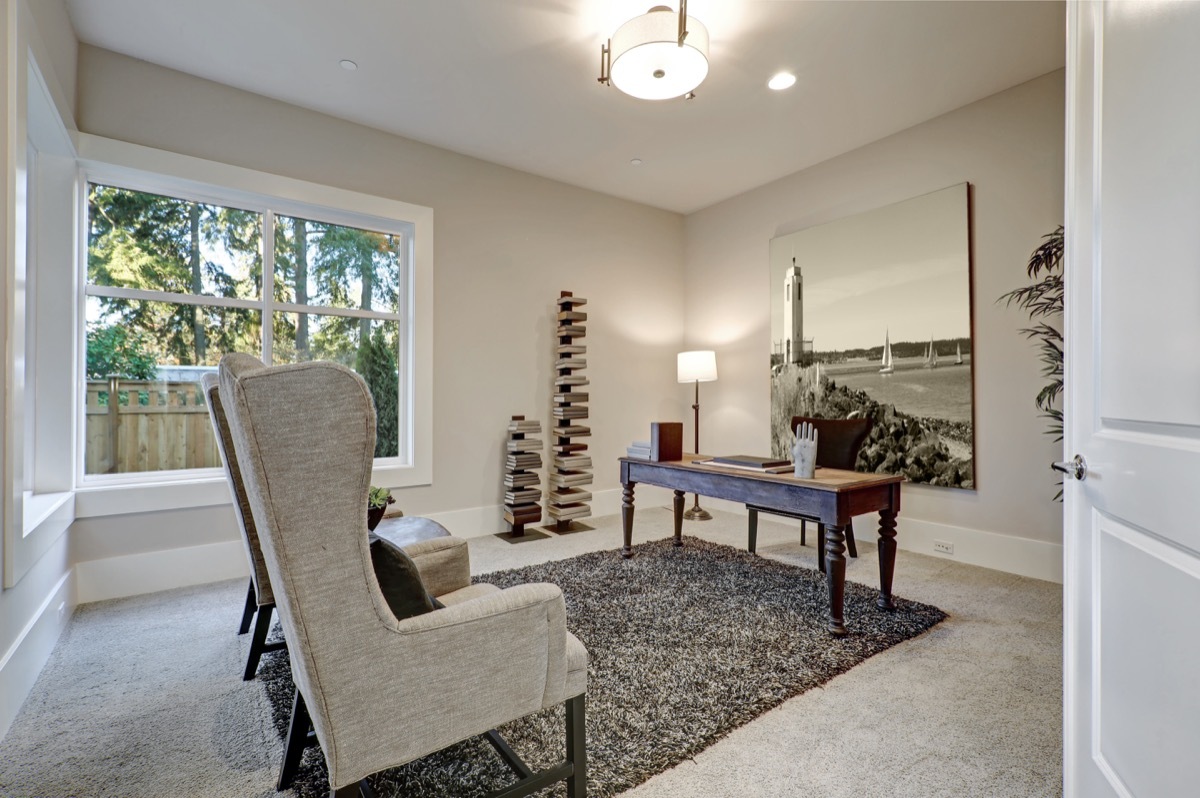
83 181 412 480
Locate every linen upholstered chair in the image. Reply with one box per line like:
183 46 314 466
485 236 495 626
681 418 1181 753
202 370 284 681
218 355 588 798
748 415 873 573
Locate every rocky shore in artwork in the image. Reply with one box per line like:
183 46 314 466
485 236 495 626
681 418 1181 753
771 364 974 489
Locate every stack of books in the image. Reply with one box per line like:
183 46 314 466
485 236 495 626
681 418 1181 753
626 440 652 460
624 423 683 462
548 291 593 527
503 416 543 534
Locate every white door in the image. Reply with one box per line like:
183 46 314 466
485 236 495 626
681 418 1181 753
1064 2 1200 796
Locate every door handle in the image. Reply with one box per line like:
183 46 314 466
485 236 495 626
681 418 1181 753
1052 454 1087 481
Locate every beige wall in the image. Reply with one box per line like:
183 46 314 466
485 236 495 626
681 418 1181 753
683 71 1065 552
71 45 686 561
23 0 75 124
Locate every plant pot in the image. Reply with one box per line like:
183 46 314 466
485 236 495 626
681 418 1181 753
367 505 386 531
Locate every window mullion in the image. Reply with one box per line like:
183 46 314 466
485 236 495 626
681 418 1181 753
263 210 275 363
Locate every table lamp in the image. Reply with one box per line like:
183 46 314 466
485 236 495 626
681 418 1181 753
677 350 718 521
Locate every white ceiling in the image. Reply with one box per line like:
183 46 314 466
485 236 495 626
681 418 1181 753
66 1 1065 214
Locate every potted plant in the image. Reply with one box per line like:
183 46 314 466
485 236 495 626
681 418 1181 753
1000 225 1064 498
367 485 396 531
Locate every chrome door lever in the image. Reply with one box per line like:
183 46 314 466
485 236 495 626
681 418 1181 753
1052 454 1087 481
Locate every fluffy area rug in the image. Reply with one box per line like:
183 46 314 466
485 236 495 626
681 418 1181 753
260 537 946 797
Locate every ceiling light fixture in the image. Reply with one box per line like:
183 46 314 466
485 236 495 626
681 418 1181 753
339 59 358 71
598 2 709 101
768 72 796 91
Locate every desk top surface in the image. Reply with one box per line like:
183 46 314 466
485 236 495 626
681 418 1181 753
620 453 904 494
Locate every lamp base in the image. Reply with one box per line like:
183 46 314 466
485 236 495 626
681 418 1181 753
683 504 712 521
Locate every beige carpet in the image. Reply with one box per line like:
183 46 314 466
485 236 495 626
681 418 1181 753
0 507 1062 797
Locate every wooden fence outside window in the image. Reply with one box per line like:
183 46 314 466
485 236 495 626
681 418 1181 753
84 379 222 474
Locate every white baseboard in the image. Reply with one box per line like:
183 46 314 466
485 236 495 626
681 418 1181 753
74 540 250 604
0 571 74 742
700 496 1062 583
890 516 1063 583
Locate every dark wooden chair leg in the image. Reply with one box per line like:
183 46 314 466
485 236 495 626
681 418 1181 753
566 694 586 798
244 602 274 681
278 688 311 790
817 524 826 574
747 508 759 554
845 519 858 559
800 518 807 547
331 784 361 798
238 579 256 635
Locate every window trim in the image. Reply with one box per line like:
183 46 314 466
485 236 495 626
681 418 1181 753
73 134 434 517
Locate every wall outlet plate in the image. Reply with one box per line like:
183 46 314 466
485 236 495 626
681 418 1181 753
933 540 954 555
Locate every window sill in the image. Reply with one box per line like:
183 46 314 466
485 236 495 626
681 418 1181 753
74 463 432 519
22 490 74 538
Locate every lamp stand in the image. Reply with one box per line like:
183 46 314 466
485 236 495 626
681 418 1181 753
683 378 712 521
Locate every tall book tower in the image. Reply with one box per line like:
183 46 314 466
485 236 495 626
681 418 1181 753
503 415 542 536
547 291 593 530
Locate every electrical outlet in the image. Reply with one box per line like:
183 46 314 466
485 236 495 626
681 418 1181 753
933 540 954 556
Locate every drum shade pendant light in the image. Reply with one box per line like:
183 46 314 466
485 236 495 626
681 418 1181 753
598 2 709 100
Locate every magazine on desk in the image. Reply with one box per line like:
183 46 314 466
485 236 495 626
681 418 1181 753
697 456 796 474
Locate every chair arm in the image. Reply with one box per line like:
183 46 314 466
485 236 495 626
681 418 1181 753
401 536 471 597
325 583 572 785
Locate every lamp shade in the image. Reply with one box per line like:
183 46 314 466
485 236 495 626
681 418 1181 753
609 6 710 101
677 350 718 383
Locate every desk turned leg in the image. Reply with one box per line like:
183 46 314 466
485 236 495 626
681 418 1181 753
877 509 898 610
673 490 685 547
621 482 636 559
824 524 848 637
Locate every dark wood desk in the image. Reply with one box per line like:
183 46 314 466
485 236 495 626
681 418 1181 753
619 454 903 636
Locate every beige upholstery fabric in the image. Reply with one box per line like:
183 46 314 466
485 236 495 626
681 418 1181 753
217 357 587 789
201 371 273 607
437 583 500 607
400 537 471 598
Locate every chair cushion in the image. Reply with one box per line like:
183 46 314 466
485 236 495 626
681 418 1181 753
369 536 436 620
436 582 501 607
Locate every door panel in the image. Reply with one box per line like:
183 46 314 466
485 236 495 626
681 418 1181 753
1098 1 1200 428
1097 515 1200 797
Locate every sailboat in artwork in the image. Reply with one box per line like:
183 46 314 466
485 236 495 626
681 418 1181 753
879 329 895 374
955 342 964 365
924 335 938 369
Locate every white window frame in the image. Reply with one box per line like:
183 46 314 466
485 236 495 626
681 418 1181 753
72 134 433 518
4 49 78 588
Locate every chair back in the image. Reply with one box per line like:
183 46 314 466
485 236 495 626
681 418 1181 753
218 355 393 755
791 415 873 471
202 370 273 606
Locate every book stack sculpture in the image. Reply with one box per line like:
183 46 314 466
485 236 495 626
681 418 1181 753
504 415 543 536
547 291 593 531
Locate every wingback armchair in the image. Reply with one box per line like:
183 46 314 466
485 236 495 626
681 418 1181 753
202 371 284 680
217 355 587 798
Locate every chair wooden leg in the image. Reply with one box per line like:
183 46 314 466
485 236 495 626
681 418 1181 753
243 602 274 681
331 784 360 798
278 688 311 791
566 694 587 798
845 519 858 559
800 518 807 547
817 524 826 575
238 579 256 635
747 508 759 554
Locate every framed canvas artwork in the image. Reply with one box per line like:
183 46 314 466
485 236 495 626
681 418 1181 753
769 182 976 489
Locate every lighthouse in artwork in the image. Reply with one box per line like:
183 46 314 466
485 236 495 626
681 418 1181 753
783 258 805 364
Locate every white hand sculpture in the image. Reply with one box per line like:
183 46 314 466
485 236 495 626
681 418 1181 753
792 422 818 479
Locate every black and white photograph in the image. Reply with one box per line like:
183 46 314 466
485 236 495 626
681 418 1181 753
769 183 976 488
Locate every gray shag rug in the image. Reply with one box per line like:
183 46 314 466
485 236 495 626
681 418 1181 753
260 537 946 797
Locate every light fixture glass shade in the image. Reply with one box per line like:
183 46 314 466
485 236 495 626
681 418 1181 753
678 350 718 383
610 7 709 100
